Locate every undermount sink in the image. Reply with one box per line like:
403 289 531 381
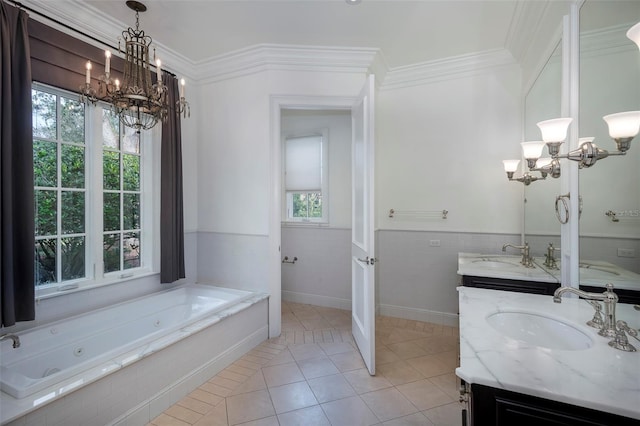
486 311 594 351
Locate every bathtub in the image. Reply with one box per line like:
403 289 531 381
1 284 269 425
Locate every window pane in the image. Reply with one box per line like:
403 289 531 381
61 145 85 188
60 97 84 143
35 190 57 236
103 192 121 231
123 193 140 230
308 193 323 218
102 110 120 149
32 90 56 139
292 193 308 218
103 233 120 273
123 154 140 191
123 231 140 269
35 239 56 285
123 126 140 154
62 191 85 234
33 140 57 187
103 151 120 190
61 236 85 280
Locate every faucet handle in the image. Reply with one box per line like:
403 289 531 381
586 300 604 329
609 321 638 352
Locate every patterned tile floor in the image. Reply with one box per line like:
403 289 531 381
147 301 461 426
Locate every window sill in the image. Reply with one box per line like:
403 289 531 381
281 221 330 228
35 269 159 302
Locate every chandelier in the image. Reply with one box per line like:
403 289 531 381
80 0 189 132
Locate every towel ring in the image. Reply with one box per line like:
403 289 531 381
555 194 570 224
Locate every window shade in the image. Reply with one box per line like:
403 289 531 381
285 135 322 191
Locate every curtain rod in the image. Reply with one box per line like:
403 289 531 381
5 0 177 78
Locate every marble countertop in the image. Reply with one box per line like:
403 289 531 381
456 286 640 420
457 252 640 291
457 252 559 283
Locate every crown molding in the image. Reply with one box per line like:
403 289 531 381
380 49 518 91
193 44 382 84
580 23 638 59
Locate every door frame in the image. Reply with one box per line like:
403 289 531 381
269 94 358 338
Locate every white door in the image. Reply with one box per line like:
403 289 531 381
351 74 376 375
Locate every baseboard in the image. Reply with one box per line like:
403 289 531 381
110 325 269 426
282 290 351 311
378 303 459 327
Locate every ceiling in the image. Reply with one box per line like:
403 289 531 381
80 0 521 69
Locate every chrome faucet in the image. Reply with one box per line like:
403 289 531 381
552 283 633 351
543 243 560 270
502 241 534 268
0 333 20 348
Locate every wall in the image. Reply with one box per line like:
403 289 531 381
280 110 352 309
195 69 366 335
195 57 524 325
375 62 524 322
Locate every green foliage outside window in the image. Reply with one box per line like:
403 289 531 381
292 192 322 219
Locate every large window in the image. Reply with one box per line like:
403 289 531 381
283 131 328 223
32 84 156 295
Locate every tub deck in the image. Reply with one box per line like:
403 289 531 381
1 284 269 425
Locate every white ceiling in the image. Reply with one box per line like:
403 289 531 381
80 0 521 69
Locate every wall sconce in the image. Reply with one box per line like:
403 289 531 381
503 21 640 185
535 113 640 170
502 159 544 185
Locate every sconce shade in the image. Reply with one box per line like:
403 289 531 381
537 118 573 143
603 111 640 139
502 159 520 172
628 22 640 50
521 141 546 159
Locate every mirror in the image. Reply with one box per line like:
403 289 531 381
579 1 640 289
523 42 562 265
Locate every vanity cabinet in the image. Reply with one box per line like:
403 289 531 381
461 275 560 295
469 383 640 426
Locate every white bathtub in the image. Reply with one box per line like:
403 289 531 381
0 284 264 413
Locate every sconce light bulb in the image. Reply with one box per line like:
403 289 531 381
603 111 640 139
627 22 640 50
537 118 573 143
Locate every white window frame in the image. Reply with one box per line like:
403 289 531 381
282 128 329 224
33 83 160 299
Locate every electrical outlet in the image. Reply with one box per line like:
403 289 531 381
429 240 441 247
617 248 636 258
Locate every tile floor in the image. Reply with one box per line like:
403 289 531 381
148 302 461 426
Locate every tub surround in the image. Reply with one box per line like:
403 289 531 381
456 286 640 421
1 286 269 425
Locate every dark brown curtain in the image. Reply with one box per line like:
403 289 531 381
160 74 185 283
1 1 35 327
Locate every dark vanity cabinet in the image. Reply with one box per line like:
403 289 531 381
461 275 560 295
462 275 639 304
468 383 640 426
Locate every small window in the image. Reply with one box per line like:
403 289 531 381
284 132 328 222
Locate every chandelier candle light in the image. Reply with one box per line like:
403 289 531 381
80 0 190 132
